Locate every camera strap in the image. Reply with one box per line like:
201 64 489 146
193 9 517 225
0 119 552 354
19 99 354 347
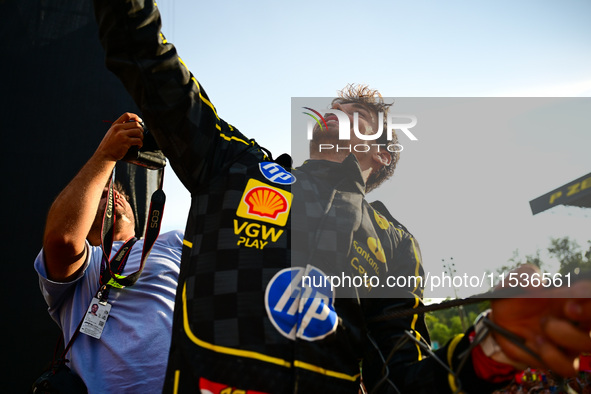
99 167 166 294
98 236 137 301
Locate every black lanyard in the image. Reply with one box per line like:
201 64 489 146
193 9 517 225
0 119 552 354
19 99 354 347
98 168 166 300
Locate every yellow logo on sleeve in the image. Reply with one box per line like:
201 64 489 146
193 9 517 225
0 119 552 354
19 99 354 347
373 209 390 230
367 237 386 263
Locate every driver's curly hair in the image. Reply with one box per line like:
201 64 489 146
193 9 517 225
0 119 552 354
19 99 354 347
331 84 399 193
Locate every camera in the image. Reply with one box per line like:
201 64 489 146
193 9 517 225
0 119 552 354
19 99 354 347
122 121 166 170
31 363 87 393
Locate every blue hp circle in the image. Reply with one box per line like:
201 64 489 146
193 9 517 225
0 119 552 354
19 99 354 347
259 162 296 185
265 266 337 341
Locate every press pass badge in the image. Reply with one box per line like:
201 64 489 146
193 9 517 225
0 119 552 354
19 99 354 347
80 297 111 339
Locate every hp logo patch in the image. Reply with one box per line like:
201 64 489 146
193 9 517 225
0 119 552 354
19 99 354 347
265 266 337 341
259 162 296 185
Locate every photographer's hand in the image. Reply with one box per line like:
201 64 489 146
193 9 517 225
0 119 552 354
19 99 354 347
95 112 145 162
43 113 144 282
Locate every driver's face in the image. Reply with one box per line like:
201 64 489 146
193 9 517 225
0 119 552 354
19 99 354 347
313 102 379 138
309 102 381 162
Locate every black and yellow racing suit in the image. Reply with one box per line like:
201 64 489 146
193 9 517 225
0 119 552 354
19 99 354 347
93 1 503 392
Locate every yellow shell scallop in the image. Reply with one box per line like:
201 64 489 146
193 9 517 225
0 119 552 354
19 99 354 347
245 187 288 219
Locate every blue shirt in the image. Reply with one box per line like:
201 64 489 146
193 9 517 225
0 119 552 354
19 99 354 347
35 230 183 393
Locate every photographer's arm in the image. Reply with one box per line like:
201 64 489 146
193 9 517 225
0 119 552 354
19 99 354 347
43 114 143 282
93 0 253 192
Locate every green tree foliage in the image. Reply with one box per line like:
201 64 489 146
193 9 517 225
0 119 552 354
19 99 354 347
496 237 590 277
496 249 544 278
548 237 591 275
425 302 487 347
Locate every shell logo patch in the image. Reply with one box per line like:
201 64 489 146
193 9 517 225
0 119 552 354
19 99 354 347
244 187 287 218
237 179 292 226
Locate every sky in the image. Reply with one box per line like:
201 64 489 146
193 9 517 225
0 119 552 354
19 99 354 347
154 0 591 298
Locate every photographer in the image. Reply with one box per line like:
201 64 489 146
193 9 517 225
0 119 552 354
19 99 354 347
34 113 183 393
